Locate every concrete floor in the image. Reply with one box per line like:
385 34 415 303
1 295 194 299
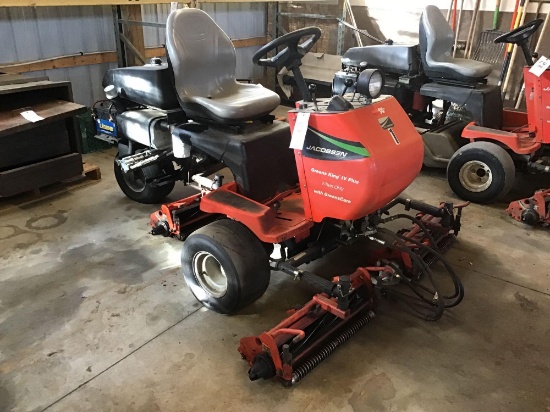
1 148 549 412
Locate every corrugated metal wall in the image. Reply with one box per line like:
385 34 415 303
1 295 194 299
141 3 266 81
0 3 267 106
0 6 115 106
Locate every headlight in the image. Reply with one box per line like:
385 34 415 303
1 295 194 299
356 69 385 99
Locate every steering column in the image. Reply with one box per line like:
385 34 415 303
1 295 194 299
252 27 322 102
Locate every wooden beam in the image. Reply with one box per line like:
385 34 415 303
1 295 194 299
144 47 165 59
0 52 117 74
0 0 281 5
120 5 146 67
144 37 267 58
232 36 268 48
0 37 268 74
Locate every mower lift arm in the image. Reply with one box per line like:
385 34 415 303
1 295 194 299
382 197 468 235
278 262 336 294
273 237 357 312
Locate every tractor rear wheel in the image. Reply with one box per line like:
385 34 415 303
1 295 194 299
181 219 270 314
447 142 515 204
114 153 175 204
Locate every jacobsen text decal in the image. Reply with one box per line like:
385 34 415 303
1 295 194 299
302 128 370 161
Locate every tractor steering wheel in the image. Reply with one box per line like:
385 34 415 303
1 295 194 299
494 19 543 45
252 27 322 70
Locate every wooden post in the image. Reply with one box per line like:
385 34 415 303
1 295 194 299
120 5 146 67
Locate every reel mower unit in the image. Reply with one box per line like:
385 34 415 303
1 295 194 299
507 189 550 226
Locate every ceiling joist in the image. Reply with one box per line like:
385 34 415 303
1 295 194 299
0 0 277 6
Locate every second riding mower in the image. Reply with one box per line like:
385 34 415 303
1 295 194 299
101 9 466 385
333 5 550 204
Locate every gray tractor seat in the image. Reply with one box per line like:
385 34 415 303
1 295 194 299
166 9 280 124
419 5 493 82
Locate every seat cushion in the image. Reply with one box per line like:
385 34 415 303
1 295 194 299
166 8 280 123
429 57 493 80
187 83 280 122
420 5 493 81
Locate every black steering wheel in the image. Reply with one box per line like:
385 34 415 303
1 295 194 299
494 19 543 45
252 27 322 70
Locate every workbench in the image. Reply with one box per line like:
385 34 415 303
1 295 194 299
0 78 86 197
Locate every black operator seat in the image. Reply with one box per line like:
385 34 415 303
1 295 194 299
419 5 493 82
165 8 281 124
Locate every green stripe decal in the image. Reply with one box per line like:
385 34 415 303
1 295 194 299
310 129 370 157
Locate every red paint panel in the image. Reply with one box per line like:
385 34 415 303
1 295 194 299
538 69 550 142
288 96 424 222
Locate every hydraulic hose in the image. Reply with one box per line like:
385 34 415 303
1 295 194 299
380 214 464 306
395 232 464 308
376 228 446 321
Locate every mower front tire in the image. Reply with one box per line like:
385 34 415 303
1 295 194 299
114 153 175 204
181 219 270 314
447 142 515 204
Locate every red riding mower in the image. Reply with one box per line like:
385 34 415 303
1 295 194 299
454 18 550 207
333 6 550 204
101 9 466 385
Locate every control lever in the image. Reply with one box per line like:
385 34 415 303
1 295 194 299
342 78 354 96
308 84 318 111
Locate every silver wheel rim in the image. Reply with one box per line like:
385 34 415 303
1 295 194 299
192 251 228 298
122 168 146 193
458 160 493 192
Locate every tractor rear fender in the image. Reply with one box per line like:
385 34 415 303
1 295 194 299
461 122 541 155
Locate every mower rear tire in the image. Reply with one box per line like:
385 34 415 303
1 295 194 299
181 219 270 314
447 142 515 204
114 153 175 204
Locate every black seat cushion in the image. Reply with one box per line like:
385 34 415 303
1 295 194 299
419 5 493 82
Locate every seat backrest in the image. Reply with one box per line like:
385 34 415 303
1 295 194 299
419 5 454 67
166 9 236 100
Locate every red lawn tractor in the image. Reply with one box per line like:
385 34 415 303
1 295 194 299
102 9 466 385
449 19 550 205
333 7 549 205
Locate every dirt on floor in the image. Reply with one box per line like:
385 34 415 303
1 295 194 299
1 148 549 412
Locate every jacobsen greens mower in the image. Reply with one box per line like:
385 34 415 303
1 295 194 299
100 9 466 385
333 5 550 204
